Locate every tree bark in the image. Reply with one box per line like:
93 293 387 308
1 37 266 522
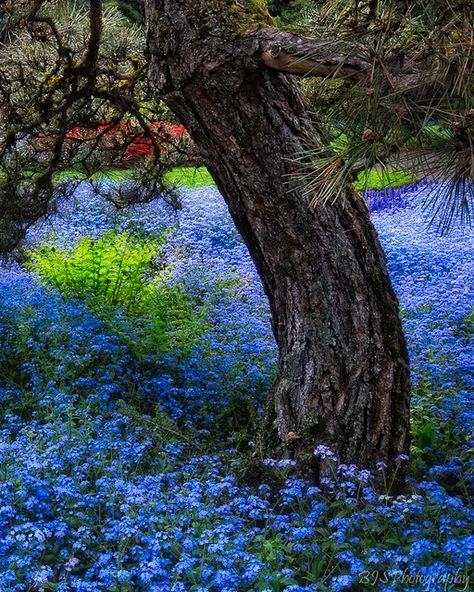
144 0 410 481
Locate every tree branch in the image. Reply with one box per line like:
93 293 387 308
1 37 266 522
258 28 369 83
84 0 103 73
256 28 421 89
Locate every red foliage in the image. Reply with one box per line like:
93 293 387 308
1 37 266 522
64 120 189 165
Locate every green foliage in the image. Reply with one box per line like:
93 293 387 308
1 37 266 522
411 387 438 460
112 0 143 24
26 227 235 363
267 0 313 25
410 380 470 496
145 278 213 356
27 230 168 316
145 271 248 358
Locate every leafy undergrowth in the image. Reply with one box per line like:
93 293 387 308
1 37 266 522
0 183 472 591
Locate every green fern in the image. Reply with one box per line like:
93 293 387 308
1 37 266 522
27 229 168 316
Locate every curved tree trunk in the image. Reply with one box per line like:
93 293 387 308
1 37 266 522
144 0 410 481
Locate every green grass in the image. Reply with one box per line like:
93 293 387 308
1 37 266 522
176 166 417 191
164 167 215 188
354 169 416 191
9 164 414 192
56 168 136 183
52 166 215 189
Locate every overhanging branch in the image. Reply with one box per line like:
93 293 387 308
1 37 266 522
257 28 369 83
261 47 368 82
256 28 421 89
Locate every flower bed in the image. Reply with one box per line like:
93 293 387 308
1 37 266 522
0 183 472 591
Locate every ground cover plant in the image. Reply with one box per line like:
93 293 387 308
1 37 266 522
0 178 472 591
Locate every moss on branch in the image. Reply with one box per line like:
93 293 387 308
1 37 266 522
187 0 273 39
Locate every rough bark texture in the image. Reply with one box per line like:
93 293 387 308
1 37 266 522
144 0 410 480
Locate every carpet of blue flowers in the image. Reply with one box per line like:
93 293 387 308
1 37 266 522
0 181 472 591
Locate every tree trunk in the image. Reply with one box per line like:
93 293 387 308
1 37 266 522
144 0 410 481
